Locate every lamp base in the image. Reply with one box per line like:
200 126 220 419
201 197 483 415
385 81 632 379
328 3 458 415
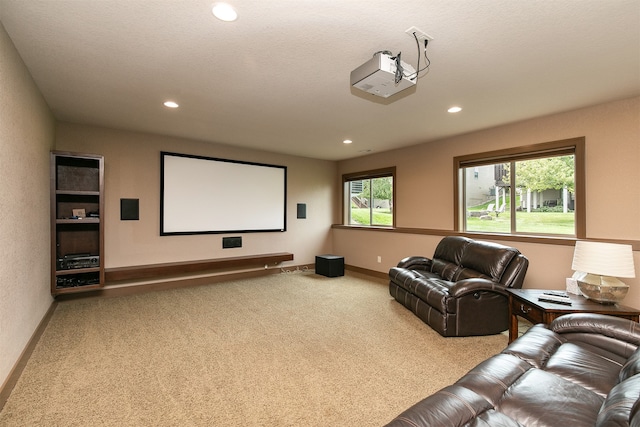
574 272 629 304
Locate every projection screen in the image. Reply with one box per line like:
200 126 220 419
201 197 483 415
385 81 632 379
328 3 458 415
160 152 287 235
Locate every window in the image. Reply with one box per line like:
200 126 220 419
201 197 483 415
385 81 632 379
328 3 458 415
454 138 585 237
343 167 395 227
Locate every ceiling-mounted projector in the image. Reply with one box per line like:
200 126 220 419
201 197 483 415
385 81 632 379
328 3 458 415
350 52 416 98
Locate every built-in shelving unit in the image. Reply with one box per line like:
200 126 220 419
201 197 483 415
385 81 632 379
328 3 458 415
50 151 104 296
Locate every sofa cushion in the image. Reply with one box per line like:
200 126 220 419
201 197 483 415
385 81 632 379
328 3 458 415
596 374 640 426
467 411 524 427
496 368 604 427
545 342 626 397
502 324 564 368
458 240 518 283
388 267 440 294
452 266 492 282
630 398 640 426
432 236 470 265
430 258 460 281
411 279 452 313
619 347 640 383
454 354 531 406
550 314 640 359
387 384 494 427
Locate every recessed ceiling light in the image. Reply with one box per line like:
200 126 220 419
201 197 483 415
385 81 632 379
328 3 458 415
163 101 179 108
448 106 462 113
212 3 238 22
343 139 353 144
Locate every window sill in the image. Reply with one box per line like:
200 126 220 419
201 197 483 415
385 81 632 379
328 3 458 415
332 224 395 231
331 225 640 249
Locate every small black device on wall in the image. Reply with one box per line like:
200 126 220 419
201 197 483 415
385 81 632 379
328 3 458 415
222 236 242 249
120 198 139 220
297 203 306 219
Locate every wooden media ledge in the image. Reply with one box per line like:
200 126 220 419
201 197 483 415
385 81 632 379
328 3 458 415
105 252 294 283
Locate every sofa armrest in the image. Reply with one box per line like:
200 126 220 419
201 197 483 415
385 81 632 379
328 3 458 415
384 384 494 427
449 278 508 298
396 256 432 271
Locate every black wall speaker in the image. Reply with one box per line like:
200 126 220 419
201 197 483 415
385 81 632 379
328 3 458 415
120 198 139 220
297 203 306 219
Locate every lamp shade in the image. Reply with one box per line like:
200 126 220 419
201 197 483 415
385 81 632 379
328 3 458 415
571 241 636 278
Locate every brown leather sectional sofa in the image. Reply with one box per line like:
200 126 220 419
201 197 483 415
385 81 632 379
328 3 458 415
389 236 529 336
385 313 640 426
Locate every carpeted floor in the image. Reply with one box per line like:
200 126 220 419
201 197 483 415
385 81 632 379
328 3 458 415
0 271 511 426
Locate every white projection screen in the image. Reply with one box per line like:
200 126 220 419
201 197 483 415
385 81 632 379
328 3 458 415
160 152 287 235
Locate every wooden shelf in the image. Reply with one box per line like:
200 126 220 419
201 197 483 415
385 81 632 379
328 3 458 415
56 190 100 196
56 267 101 276
105 252 294 282
54 283 103 294
51 151 104 296
56 218 100 224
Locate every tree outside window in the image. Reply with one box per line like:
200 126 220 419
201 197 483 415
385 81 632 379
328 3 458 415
515 156 575 234
455 138 584 237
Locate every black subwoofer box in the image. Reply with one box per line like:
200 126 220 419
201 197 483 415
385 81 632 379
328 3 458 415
315 255 344 277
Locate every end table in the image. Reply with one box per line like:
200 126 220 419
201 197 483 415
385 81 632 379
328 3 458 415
506 288 640 343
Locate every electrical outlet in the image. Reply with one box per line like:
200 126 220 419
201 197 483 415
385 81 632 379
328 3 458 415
377 256 382 263
405 26 434 43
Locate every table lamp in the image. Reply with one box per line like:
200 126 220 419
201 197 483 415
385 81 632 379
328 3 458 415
571 241 636 304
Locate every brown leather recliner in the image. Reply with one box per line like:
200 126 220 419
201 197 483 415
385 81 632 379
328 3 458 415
388 236 528 336
385 313 640 426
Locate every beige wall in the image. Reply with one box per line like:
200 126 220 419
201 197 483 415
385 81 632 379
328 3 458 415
335 97 640 308
55 123 337 277
0 23 55 387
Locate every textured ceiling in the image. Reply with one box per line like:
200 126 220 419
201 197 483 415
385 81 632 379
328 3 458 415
1 0 639 160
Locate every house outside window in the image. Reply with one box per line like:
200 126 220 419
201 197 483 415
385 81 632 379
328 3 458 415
455 138 585 237
343 167 395 227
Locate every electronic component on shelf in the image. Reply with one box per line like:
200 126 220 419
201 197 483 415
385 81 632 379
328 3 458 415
56 276 100 288
57 254 100 270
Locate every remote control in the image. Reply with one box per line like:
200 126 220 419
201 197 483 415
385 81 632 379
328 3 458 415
538 294 572 305
543 291 569 298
